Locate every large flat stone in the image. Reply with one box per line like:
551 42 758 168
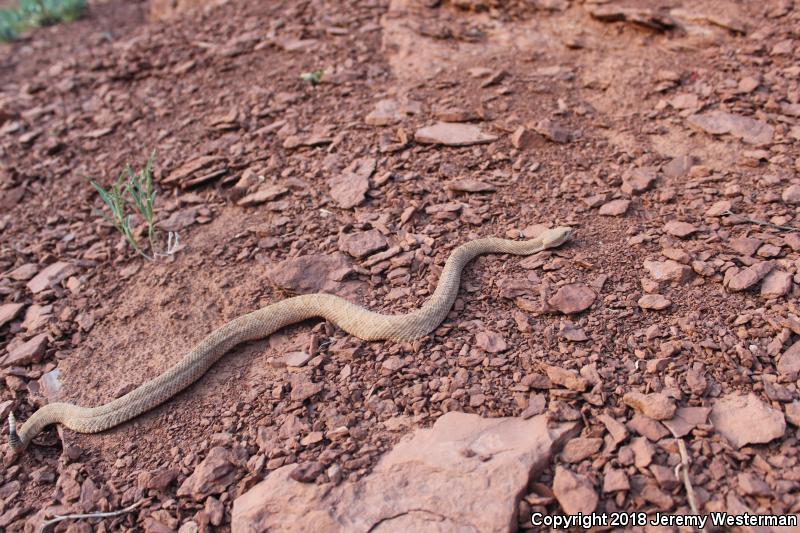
233 412 580 532
711 393 785 449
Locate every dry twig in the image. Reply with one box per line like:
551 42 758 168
667 427 700 514
40 499 146 532
721 210 799 232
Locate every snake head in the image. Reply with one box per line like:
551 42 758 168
541 226 575 249
8 413 22 453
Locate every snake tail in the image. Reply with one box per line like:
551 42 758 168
8 413 20 450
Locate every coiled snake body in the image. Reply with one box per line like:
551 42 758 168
8 227 573 454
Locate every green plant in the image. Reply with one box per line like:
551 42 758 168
0 9 23 40
90 153 179 261
124 156 157 253
299 69 324 85
0 0 85 42
90 171 142 257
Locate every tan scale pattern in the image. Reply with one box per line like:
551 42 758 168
8 227 574 453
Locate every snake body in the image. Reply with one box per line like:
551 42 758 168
8 227 573 453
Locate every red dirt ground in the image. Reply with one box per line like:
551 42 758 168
1 0 800 531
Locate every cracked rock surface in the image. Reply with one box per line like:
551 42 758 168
232 412 579 532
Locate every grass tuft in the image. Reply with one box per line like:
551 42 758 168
90 152 180 262
0 0 86 42
125 155 157 253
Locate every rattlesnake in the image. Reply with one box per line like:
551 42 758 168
8 227 574 454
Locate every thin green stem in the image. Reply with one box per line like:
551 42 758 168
90 153 179 262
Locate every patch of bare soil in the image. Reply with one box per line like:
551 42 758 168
1 0 799 530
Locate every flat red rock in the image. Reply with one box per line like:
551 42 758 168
638 294 671 310
621 168 656 195
552 466 598 515
598 199 630 216
176 447 237 501
338 229 388 259
777 341 800 376
705 200 731 217
782 184 800 204
623 391 676 420
548 283 596 314
663 221 698 238
7 263 38 281
475 330 508 353
268 253 363 299
0 303 26 329
365 99 402 126
544 365 588 391
711 393 785 448
643 260 692 283
560 437 602 463
27 262 75 294
163 155 226 186
236 185 289 206
663 407 711 438
1 333 48 367
785 233 800 251
761 270 792 298
726 261 774 291
414 122 498 146
328 157 375 209
603 469 630 492
446 179 496 193
533 118 573 143
687 111 774 145
232 413 579 531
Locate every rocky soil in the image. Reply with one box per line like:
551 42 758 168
1 0 800 531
